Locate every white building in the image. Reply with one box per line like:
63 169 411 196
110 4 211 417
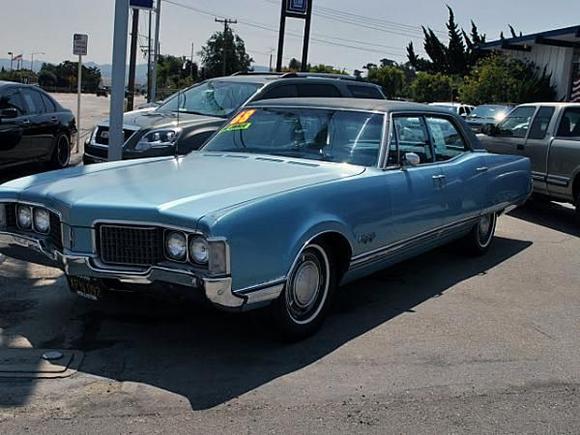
479 25 580 101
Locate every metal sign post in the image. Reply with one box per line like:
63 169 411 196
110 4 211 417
109 0 130 161
276 0 312 72
73 34 88 153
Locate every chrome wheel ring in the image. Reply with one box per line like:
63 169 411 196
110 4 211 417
477 213 496 248
285 244 330 325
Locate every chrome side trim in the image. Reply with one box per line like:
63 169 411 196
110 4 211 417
350 215 481 268
546 174 570 187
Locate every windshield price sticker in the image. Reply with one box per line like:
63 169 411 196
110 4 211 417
229 109 256 126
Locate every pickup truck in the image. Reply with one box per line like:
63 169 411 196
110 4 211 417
480 103 580 224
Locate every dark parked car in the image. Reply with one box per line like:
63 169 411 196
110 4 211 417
465 104 514 133
0 81 76 172
83 72 386 164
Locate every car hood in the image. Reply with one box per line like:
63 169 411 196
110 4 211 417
3 153 365 228
99 109 225 130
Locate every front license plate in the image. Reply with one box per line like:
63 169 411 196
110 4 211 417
68 276 102 301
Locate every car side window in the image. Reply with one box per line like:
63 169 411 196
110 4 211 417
347 85 384 99
556 108 580 139
496 106 536 138
528 106 555 140
0 88 27 116
40 93 57 113
391 116 433 165
425 116 468 162
259 84 298 100
296 83 341 98
21 89 46 115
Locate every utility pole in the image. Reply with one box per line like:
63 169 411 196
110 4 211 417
214 18 237 76
300 0 313 72
8 52 13 71
127 7 139 111
150 0 161 102
147 8 152 102
275 0 286 72
30 52 44 73
190 42 195 78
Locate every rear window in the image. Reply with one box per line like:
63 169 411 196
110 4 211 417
347 85 384 99
296 83 341 98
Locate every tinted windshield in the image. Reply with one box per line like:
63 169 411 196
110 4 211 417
470 105 509 118
202 107 384 167
157 80 261 117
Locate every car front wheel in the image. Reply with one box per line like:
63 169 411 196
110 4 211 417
50 133 71 169
461 212 497 256
270 242 336 341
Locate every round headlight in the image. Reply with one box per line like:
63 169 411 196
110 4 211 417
189 236 209 264
17 205 32 229
165 231 187 261
33 208 51 233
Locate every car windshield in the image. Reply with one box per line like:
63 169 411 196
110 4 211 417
202 107 384 167
156 80 262 118
470 105 509 118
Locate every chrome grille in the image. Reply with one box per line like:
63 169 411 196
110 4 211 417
94 126 135 145
98 225 163 266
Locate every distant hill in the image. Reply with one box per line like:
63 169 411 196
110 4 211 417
1 58 270 84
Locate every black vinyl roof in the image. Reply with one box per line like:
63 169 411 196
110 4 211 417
248 97 437 113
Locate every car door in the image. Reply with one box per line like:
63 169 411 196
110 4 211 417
383 115 447 244
546 107 580 200
0 87 33 166
20 87 53 160
425 115 488 225
521 106 556 194
483 106 537 155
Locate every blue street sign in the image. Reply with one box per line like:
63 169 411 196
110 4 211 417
130 0 153 9
286 0 308 15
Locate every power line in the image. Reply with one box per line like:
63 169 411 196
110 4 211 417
163 0 411 59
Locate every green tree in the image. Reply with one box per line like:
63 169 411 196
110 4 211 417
200 27 253 78
410 72 454 102
459 54 556 105
156 55 198 94
367 65 405 98
309 64 346 74
37 62 101 91
407 7 487 76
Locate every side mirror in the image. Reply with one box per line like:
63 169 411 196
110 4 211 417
0 108 18 120
402 152 421 167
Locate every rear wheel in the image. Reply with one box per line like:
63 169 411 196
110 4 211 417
50 133 71 169
270 242 336 341
461 212 497 256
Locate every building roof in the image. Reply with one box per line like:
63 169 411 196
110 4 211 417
479 25 580 51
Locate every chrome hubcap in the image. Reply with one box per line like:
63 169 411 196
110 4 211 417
285 245 330 325
293 260 321 308
477 213 495 246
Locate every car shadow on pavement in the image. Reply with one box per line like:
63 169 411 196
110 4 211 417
0 236 532 410
509 201 579 237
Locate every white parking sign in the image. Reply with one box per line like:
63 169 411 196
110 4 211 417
73 34 88 56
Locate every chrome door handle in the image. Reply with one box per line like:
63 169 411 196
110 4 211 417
21 118 31 125
476 167 488 173
432 175 446 180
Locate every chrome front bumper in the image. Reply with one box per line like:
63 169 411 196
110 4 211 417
0 231 283 310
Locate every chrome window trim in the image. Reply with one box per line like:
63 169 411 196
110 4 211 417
384 111 475 170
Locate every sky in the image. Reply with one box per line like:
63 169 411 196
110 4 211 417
1 0 580 73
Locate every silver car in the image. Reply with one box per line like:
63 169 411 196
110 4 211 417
479 103 580 223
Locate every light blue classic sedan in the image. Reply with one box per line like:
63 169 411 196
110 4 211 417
0 99 531 339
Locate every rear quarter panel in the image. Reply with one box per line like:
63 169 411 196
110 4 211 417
484 153 532 208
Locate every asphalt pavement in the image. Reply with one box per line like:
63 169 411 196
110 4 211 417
0 199 579 434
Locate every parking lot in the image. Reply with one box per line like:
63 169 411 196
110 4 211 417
0 201 578 433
